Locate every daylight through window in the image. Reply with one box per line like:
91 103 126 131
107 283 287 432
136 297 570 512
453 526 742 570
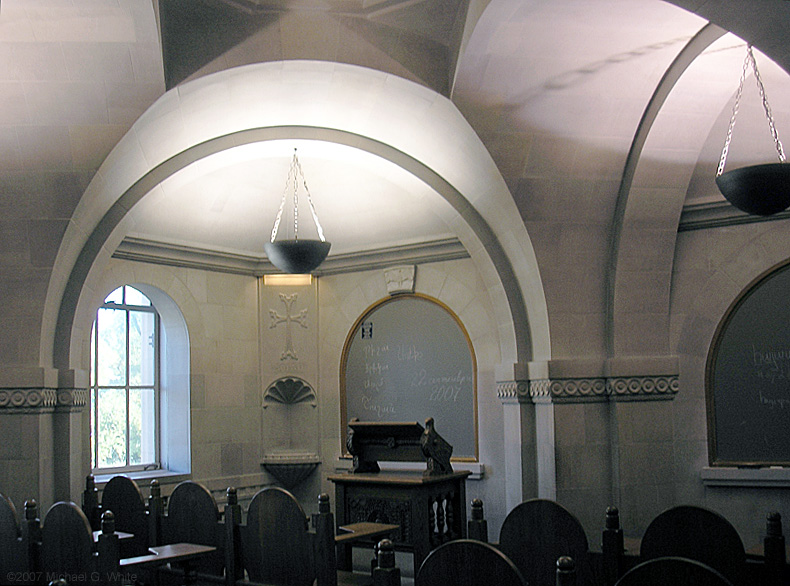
90 285 159 472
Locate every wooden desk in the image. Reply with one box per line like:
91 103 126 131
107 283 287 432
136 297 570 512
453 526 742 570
329 470 469 572
121 543 217 585
337 522 400 544
93 529 134 543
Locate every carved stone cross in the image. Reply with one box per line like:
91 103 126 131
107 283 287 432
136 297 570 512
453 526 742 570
269 293 308 360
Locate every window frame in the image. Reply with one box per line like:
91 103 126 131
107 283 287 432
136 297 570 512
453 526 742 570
90 285 161 474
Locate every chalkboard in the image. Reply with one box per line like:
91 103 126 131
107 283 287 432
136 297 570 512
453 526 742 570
341 294 478 460
707 261 790 466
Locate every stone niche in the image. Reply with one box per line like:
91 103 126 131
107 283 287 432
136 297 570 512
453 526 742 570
261 376 320 489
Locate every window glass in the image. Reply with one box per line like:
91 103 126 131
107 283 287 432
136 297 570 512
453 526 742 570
125 285 151 307
97 387 127 469
91 285 159 473
97 307 126 386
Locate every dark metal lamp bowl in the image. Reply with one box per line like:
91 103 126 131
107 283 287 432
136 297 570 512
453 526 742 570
715 162 790 216
264 239 331 274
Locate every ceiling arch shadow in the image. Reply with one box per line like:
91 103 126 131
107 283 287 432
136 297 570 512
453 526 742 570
41 61 550 379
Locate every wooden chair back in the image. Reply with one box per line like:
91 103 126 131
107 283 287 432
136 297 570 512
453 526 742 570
498 498 590 586
415 539 527 586
614 556 734 586
241 486 315 586
639 505 745 586
100 475 149 557
0 493 23 576
162 481 225 576
39 502 96 581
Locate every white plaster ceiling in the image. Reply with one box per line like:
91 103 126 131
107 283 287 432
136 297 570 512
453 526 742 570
3 0 790 263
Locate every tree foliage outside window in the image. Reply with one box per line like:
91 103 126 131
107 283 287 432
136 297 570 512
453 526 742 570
90 285 159 472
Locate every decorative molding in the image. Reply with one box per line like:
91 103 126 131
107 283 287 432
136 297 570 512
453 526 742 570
0 388 88 412
263 377 317 407
607 375 679 401
497 375 678 405
57 388 89 408
549 378 608 403
384 265 416 294
678 200 790 232
496 380 530 403
114 236 469 277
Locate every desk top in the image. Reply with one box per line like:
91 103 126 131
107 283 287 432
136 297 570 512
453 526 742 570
93 530 134 542
120 542 217 569
329 470 470 486
336 522 399 544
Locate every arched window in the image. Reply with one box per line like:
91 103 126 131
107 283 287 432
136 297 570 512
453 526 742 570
90 285 159 472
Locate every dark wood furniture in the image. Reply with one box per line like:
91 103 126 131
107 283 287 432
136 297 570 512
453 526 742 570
613 556 734 586
39 501 96 583
497 498 592 586
97 475 150 557
241 486 325 586
332 418 469 572
159 480 227 578
0 492 23 577
639 505 746 586
329 469 469 573
6 478 398 586
120 542 218 585
414 539 527 586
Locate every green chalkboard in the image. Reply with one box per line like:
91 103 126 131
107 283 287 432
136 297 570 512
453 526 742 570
706 261 790 466
341 294 478 460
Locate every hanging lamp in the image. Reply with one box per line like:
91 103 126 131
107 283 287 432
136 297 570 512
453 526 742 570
715 44 790 216
264 148 331 273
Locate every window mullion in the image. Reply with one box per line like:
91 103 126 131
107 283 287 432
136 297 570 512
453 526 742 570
126 306 131 468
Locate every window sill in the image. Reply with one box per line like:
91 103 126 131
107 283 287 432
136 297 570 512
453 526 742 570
700 466 790 487
94 469 190 488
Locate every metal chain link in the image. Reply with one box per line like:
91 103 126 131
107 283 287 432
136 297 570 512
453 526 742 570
718 44 786 177
748 45 786 162
269 148 327 243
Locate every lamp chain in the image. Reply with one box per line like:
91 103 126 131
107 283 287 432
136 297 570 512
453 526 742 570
269 149 327 243
718 44 786 177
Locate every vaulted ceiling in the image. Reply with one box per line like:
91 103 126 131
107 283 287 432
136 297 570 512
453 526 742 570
3 0 790 267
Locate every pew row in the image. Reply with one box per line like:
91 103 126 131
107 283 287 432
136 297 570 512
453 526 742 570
466 498 789 586
2 477 398 586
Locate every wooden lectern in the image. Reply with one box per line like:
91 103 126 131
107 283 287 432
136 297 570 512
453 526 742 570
329 418 470 573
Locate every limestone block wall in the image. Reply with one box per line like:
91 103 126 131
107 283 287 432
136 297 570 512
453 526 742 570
316 258 509 535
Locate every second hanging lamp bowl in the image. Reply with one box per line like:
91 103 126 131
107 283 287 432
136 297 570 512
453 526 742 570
716 162 790 216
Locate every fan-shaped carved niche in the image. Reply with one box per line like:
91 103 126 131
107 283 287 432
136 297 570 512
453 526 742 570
263 377 317 408
261 376 320 489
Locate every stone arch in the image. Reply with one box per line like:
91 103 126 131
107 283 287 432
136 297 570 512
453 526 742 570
43 60 549 380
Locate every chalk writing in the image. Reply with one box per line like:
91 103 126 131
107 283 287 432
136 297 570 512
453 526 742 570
752 344 790 384
397 344 423 362
363 344 389 357
365 362 389 375
758 389 790 410
361 395 395 418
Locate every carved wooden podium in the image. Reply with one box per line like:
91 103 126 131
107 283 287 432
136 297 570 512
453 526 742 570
328 418 470 573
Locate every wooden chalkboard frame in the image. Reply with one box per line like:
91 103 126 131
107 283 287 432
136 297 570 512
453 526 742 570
706 258 790 467
340 293 479 462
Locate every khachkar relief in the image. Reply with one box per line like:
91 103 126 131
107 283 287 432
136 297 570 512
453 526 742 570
269 293 308 360
497 375 679 403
